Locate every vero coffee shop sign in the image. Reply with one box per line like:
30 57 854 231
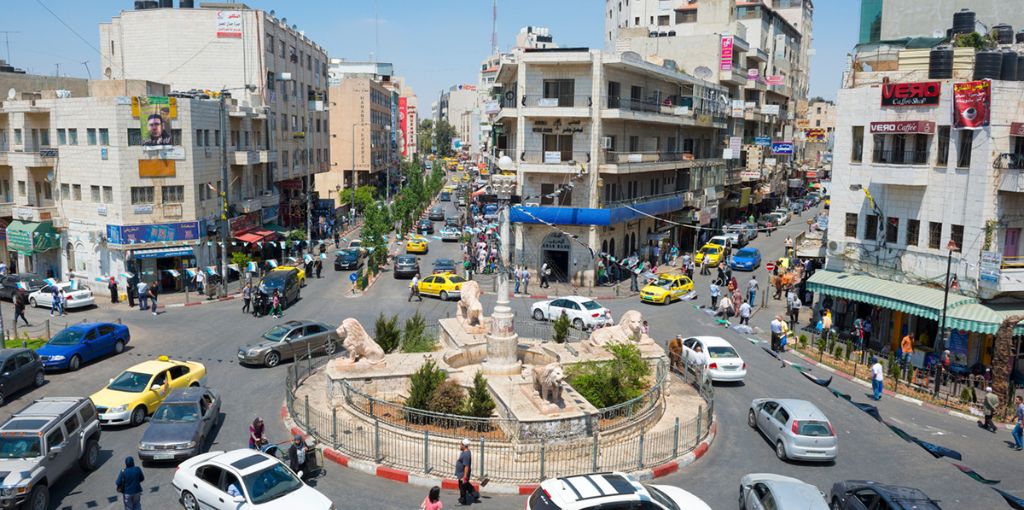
880 81 941 107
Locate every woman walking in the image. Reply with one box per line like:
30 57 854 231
241 282 252 314
271 290 282 318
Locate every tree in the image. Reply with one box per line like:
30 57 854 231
417 119 434 155
338 185 377 213
401 311 437 352
992 314 1024 415
360 201 391 274
552 313 570 343
429 379 466 415
406 359 446 411
374 313 401 353
464 371 496 418
434 120 458 157
230 251 251 266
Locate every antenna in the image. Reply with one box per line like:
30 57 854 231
81 61 91 79
0 31 18 64
491 0 498 54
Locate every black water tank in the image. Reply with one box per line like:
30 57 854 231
134 0 146 9
952 8 975 35
1001 50 1019 80
158 0 171 7
975 50 1003 80
1017 29 1024 43
993 24 1014 44
929 47 954 79
179 0 194 7
1018 54 1024 81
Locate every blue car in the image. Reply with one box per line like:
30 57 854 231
730 247 762 271
37 322 130 371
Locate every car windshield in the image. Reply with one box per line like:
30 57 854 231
736 249 757 258
0 437 41 459
263 325 291 342
645 485 680 510
797 420 833 437
151 403 200 423
701 247 719 255
707 346 739 359
654 278 677 289
243 462 303 505
397 256 416 264
107 371 154 393
48 328 84 346
581 300 602 310
448 276 466 284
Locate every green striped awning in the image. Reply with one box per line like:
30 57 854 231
946 303 1024 336
806 270 977 321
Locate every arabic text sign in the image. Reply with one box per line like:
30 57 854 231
216 11 243 38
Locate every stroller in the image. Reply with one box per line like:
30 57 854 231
252 289 270 317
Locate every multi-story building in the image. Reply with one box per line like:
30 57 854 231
438 85 481 155
858 0 1024 44
815 4 1024 374
798 99 834 172
398 83 419 161
606 0 813 222
0 79 277 295
99 2 330 228
494 48 728 285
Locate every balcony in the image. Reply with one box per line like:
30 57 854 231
6 148 57 167
237 197 263 214
520 95 591 117
747 48 769 63
510 192 685 227
520 151 590 173
998 155 1024 193
719 67 749 85
599 151 724 174
259 191 281 208
602 97 711 126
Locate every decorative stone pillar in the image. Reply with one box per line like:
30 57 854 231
482 175 521 375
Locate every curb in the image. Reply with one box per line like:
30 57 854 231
280 404 717 494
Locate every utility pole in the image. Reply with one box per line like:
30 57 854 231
306 113 313 249
219 91 230 297
81 61 91 79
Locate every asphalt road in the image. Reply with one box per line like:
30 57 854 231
0 197 1019 509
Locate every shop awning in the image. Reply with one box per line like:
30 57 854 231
252 230 277 241
132 246 195 259
235 232 262 244
946 303 1024 336
806 270 976 321
6 220 59 255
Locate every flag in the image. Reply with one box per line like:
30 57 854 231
993 488 1024 510
247 262 258 272
911 437 962 461
829 388 851 401
850 402 882 422
120 272 134 279
303 254 313 264
228 264 240 272
799 371 832 387
185 269 197 278
266 259 278 268
205 266 217 275
952 463 1000 485
44 278 58 286
761 346 780 359
15 282 27 290
69 279 80 290
885 423 915 443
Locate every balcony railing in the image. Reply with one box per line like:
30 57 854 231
872 149 928 165
521 150 590 164
602 151 700 165
603 190 682 209
522 95 592 108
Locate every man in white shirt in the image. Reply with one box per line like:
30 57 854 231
739 301 752 325
136 281 149 311
770 316 783 352
408 274 422 302
871 357 884 401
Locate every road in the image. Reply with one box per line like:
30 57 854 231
0 196 1018 509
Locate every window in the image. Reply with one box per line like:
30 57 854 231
282 150 289 168
214 130 220 146
676 10 697 23
657 14 670 25
87 128 97 146
39 129 49 147
127 128 142 146
78 403 95 423
17 181 25 196
957 131 973 168
60 183 69 198
936 126 950 166
161 185 184 204
906 219 919 246
851 126 864 162
628 135 639 152
45 427 64 451
130 186 154 205
195 129 204 147
951 224 964 250
885 217 899 244
171 129 182 145
57 129 66 145
542 79 575 107
68 128 77 145
90 185 100 202
204 130 211 146
928 221 942 249
864 215 878 241
99 128 109 145
542 134 573 162
102 186 113 204
63 414 80 434
13 129 21 145
539 183 572 206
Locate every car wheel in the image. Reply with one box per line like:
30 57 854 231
572 318 584 330
68 355 81 372
747 410 756 428
27 484 47 510
33 370 44 387
265 351 281 368
79 439 100 471
114 340 125 354
532 309 545 321
440 291 449 301
130 406 147 426
29 297 37 308
831 497 843 510
190 382 200 387
775 441 787 461
324 341 337 356
181 490 199 510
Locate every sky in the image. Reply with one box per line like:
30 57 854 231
5 0 856 105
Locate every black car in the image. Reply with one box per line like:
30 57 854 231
428 207 445 221
432 258 457 274
0 274 46 301
393 255 420 279
0 349 44 406
440 191 451 202
334 249 363 271
445 216 461 228
417 219 434 234
830 481 940 510
258 269 301 308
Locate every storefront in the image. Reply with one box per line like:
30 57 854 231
7 220 61 277
107 220 206 294
132 246 195 292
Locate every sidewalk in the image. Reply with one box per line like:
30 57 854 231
470 273 640 300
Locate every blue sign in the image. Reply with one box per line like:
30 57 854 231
754 136 771 146
770 142 794 155
349 272 358 282
132 246 195 260
107 221 202 245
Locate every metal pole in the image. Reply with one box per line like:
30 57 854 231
374 418 381 462
637 433 645 469
672 417 680 457
479 437 485 478
539 439 545 481
423 430 430 473
351 123 357 226
219 92 230 297
936 248 953 394
306 116 313 249
331 408 337 449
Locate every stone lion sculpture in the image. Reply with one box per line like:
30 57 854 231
335 318 385 366
532 362 564 404
583 310 656 352
457 279 484 327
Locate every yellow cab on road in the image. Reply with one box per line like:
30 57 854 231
417 272 466 301
272 265 306 286
640 274 694 304
90 356 207 427
406 236 429 254
694 244 724 266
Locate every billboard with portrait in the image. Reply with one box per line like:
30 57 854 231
132 96 177 147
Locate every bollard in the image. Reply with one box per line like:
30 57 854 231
672 417 680 457
424 431 430 473
479 437 485 478
592 434 599 472
331 408 337 449
539 439 546 481
45 320 50 340
304 395 310 434
374 419 381 462
695 405 703 447
638 433 645 469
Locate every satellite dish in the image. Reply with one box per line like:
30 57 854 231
6 88 15 100
694 66 713 79
621 51 642 62
46 170 55 182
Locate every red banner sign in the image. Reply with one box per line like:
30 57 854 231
881 81 941 107
952 80 991 130
1011 122 1024 137
720 36 734 71
399 97 409 158
869 121 936 134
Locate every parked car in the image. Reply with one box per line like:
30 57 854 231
432 258 457 274
0 397 102 510
527 472 711 510
829 480 940 510
138 387 221 463
416 273 466 301
28 281 96 310
238 320 339 368
440 225 461 242
428 206 445 221
730 247 763 271
0 273 46 301
417 218 434 234
172 449 334 510
789 200 805 215
91 356 207 426
741 222 759 241
748 398 837 462
705 235 735 251
0 348 45 405
393 255 420 279
38 322 130 371
756 214 778 228
680 336 747 382
333 249 362 271
259 268 301 308
740 473 829 510
531 296 612 330
722 225 749 247
771 208 792 224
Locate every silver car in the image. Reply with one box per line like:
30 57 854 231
238 320 339 367
748 398 837 462
740 473 829 510
138 387 220 463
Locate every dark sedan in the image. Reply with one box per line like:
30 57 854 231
428 206 445 221
0 349 44 406
394 255 420 279
417 219 434 234
830 480 940 510
138 387 221 463
432 258 457 274
0 274 46 301
334 249 362 271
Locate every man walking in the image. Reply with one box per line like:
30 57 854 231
770 316 783 352
136 280 148 311
115 456 145 510
194 270 205 295
629 264 639 292
514 266 521 294
409 274 423 302
49 284 60 317
982 386 999 433
148 282 159 316
739 300 751 325
900 331 914 370
540 262 551 289
871 356 884 401
747 276 759 307
126 274 137 308
455 439 475 505
522 266 530 295
789 294 802 326
241 282 252 314
1012 395 1024 450
13 289 29 326
709 281 720 309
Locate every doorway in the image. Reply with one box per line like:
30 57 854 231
1005 228 1021 261
540 232 571 283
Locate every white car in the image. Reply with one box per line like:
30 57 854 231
527 472 711 510
740 473 829 510
172 449 335 510
28 282 95 309
680 336 747 382
771 208 792 224
531 296 612 330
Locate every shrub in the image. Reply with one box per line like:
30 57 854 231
552 312 570 343
406 359 446 411
844 341 853 362
374 313 401 353
231 251 252 267
402 312 437 352
832 343 843 359
463 371 496 418
798 334 808 348
429 379 466 415
959 387 973 403
816 337 827 353
566 343 650 408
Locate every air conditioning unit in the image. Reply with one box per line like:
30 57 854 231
601 136 613 149
827 240 845 255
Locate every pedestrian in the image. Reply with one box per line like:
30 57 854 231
642 320 650 335
717 294 733 319
249 416 266 449
900 331 914 369
747 276 758 306
779 318 791 355
127 274 137 308
271 290 282 318
685 259 695 280
522 266 530 295
108 276 119 304
766 220 773 237
863 317 873 347
455 438 476 505
421 486 443 510
770 316 783 352
13 289 29 326
709 281 720 309
789 294 802 325
195 270 205 295
49 284 60 317
288 434 310 479
58 286 67 316
514 266 521 294
148 282 159 316
629 264 639 292
739 300 751 325
731 288 742 315
115 456 145 510
699 255 710 276
334 232 341 249
242 282 252 314
541 262 551 289
871 356 884 401
982 387 999 433
136 280 149 311
409 274 423 302
1011 395 1024 450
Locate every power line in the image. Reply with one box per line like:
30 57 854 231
34 0 100 55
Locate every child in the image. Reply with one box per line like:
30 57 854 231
420 486 442 510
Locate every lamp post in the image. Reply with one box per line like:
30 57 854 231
481 169 520 375
936 238 959 394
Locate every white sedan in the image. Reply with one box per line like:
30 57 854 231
172 449 335 510
28 282 95 310
740 473 829 510
681 336 747 382
531 296 612 330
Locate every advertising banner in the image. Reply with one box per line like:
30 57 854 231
804 129 827 143
754 136 772 146
398 97 409 158
762 104 780 115
1012 122 1024 137
107 221 202 245
880 81 941 107
766 75 785 86
952 80 991 130
980 251 1002 284
216 11 243 38
132 96 177 147
720 36 734 71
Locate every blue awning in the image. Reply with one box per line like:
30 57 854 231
510 195 685 226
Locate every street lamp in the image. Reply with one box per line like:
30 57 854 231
936 238 960 393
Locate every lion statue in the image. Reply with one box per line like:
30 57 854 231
532 362 564 404
457 280 485 327
583 310 655 352
335 318 385 366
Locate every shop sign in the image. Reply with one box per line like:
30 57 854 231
880 81 941 107
133 205 154 214
765 75 785 86
952 80 991 130
869 121 935 134
720 36 734 71
804 128 827 143
541 233 571 251
132 246 195 260
107 221 202 245
770 142 794 155
1011 122 1024 137
229 212 260 236
740 170 761 181
762 104 780 115
980 250 1002 283
754 136 772 146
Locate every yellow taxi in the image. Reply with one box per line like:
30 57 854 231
694 244 724 266
418 272 467 301
91 356 207 426
272 265 306 286
406 236 429 254
640 274 694 304
461 174 471 182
